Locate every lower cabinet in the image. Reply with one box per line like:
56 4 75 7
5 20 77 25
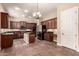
12 31 24 39
29 33 35 43
44 32 53 42
1 35 13 49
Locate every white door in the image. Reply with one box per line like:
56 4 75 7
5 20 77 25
60 7 78 50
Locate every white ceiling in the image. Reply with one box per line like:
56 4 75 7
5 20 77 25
2 3 59 19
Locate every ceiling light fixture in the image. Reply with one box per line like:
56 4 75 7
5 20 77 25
39 14 42 17
33 12 36 17
37 11 40 15
22 15 25 17
32 2 42 19
15 7 20 10
24 10 28 13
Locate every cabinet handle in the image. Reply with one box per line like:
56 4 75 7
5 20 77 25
62 33 64 35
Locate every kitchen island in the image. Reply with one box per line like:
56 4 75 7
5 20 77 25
1 29 32 39
24 32 36 44
0 30 36 49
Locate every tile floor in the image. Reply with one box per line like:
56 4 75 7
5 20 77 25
0 39 79 56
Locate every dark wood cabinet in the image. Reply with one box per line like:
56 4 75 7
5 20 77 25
0 12 8 28
10 21 20 29
1 35 13 49
44 32 53 42
10 21 14 29
10 21 36 29
29 33 35 43
26 23 36 29
51 19 55 29
11 31 24 39
26 23 32 29
54 18 57 29
47 21 51 29
20 21 26 28
41 17 57 29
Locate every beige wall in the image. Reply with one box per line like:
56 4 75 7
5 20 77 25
57 3 79 47
9 17 37 23
0 4 5 12
57 3 79 12
41 11 57 21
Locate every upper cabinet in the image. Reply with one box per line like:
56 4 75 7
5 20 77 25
10 21 36 29
20 21 26 29
41 17 57 29
26 23 36 29
51 19 55 29
10 21 20 29
0 12 8 28
54 18 57 29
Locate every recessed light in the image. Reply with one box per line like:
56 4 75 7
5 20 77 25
22 15 25 17
24 10 28 13
15 7 20 10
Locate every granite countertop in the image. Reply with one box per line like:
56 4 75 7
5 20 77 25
0 29 32 34
1 33 14 35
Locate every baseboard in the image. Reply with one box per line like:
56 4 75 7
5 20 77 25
57 43 62 46
75 49 79 52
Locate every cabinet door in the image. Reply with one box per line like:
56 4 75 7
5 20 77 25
20 21 26 28
26 23 36 29
1 35 6 49
6 35 13 48
16 22 20 29
10 21 13 29
29 33 35 43
44 32 53 42
10 21 14 29
26 23 31 29
51 20 54 29
10 21 20 29
48 21 52 29
54 18 57 29
1 35 13 49
1 13 8 28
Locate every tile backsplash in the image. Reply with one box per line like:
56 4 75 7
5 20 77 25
47 29 58 34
